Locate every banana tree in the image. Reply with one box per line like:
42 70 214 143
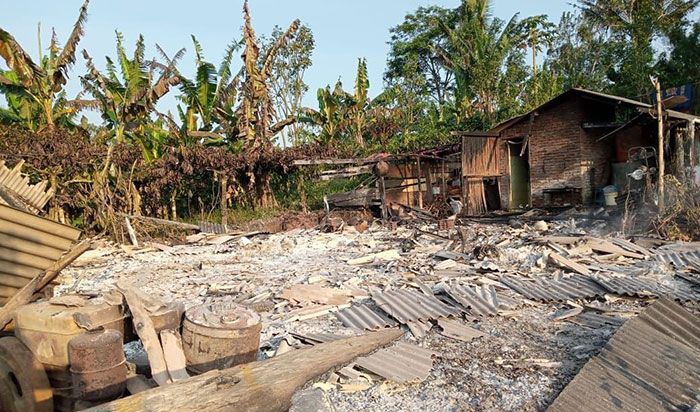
236 0 299 153
0 0 90 129
300 81 351 144
175 36 241 145
81 32 183 161
234 0 300 207
348 58 369 146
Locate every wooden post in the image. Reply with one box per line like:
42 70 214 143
425 167 434 203
653 78 665 211
297 171 308 213
416 156 424 209
441 160 447 199
690 121 697 184
379 176 388 221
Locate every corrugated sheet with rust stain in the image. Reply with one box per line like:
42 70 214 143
372 288 461 324
335 304 397 330
500 275 607 302
354 341 436 383
0 160 54 211
548 299 700 412
0 204 80 304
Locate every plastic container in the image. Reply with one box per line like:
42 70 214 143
14 301 125 371
181 302 261 374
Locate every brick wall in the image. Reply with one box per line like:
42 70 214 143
499 94 615 207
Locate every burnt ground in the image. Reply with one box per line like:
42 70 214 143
56 218 700 412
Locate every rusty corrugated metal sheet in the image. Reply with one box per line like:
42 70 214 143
0 160 54 211
500 275 607 302
354 341 436 383
0 204 80 304
548 299 700 412
372 288 461 324
335 304 397 330
438 282 518 316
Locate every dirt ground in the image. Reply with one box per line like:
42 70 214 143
56 217 699 412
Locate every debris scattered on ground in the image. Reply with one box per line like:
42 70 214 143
2 206 699 411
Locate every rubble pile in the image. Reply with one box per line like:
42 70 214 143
1 211 699 411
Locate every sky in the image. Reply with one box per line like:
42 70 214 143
1 0 573 119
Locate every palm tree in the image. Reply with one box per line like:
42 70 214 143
80 32 183 160
435 0 529 126
0 0 90 129
577 0 700 95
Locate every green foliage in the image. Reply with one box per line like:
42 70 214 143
0 0 90 129
656 22 700 113
577 0 700 97
263 23 315 147
80 32 182 159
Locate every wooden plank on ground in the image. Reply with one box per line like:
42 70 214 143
85 329 403 412
549 252 591 276
118 284 171 386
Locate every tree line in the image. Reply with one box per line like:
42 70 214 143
0 0 699 229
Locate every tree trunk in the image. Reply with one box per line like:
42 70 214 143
85 329 403 412
297 171 308 213
219 173 229 226
255 169 277 209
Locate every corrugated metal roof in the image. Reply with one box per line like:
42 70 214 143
335 304 398 330
372 288 461 324
565 312 626 329
0 204 80 305
548 299 700 412
500 275 607 302
198 222 230 234
437 318 485 342
0 160 54 211
438 282 518 316
655 250 700 270
354 341 436 383
592 275 700 301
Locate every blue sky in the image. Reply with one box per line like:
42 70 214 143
2 0 573 117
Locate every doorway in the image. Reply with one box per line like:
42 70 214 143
509 140 530 208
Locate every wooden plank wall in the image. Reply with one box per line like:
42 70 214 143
462 137 499 177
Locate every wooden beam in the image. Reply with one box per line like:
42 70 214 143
293 158 374 166
85 329 403 412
